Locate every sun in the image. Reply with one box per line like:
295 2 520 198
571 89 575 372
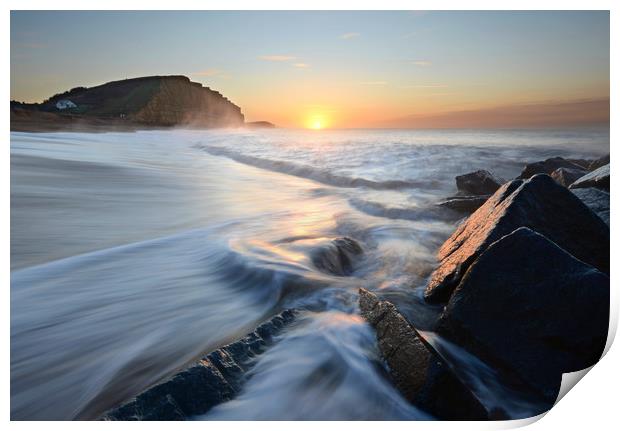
311 120 323 130
306 114 328 130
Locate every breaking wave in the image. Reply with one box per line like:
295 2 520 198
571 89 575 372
197 145 443 190
348 197 459 222
201 311 431 420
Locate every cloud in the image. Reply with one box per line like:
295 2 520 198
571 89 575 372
412 60 432 67
376 98 610 129
192 68 223 77
15 42 45 49
293 63 310 69
401 84 447 89
259 55 296 62
359 81 388 86
341 32 360 39
424 92 456 97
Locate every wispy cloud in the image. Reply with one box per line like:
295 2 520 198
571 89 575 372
293 63 310 69
15 42 45 49
378 98 610 129
401 84 447 89
259 55 296 62
340 32 360 39
412 60 432 67
359 81 388 86
192 68 223 77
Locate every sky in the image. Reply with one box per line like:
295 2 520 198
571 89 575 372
10 11 610 128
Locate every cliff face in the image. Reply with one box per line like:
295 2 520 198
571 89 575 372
131 77 244 127
35 75 244 128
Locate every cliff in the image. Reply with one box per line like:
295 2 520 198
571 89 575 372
11 75 245 131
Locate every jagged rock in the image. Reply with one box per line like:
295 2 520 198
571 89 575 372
359 289 488 420
424 174 609 303
455 170 504 195
518 157 584 179
437 195 489 214
572 188 610 226
567 158 594 170
109 360 234 421
569 164 610 191
437 228 609 403
101 310 297 421
589 154 610 171
550 167 587 187
311 237 363 276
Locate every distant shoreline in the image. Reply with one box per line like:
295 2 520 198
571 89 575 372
10 108 276 133
10 108 608 134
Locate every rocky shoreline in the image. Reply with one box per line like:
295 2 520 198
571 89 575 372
98 153 609 421
101 310 297 420
360 153 610 419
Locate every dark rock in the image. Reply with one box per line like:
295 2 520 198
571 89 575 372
550 167 587 187
359 289 488 420
311 237 363 276
102 360 234 421
245 121 276 128
206 350 246 391
437 195 489 214
455 170 504 195
569 164 610 191
424 174 609 303
437 228 609 403
572 188 609 226
359 290 431 393
101 309 297 421
518 157 584 179
567 158 594 170
589 154 610 171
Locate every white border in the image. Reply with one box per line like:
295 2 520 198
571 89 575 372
4 1 617 430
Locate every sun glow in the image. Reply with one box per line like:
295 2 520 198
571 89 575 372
306 114 328 130
311 120 323 129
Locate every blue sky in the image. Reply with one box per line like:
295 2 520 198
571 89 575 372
11 11 610 127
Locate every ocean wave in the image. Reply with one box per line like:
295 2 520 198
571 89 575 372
10 226 341 420
201 311 430 420
348 197 459 222
197 145 442 190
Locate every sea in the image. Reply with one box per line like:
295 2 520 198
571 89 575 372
10 127 609 420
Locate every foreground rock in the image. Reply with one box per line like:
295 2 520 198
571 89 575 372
550 167 587 187
518 157 585 179
566 158 594 170
425 174 609 303
569 164 610 191
311 237 364 276
571 188 610 226
101 310 297 420
455 170 504 195
359 289 488 420
437 228 609 403
437 195 489 214
589 154 610 171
